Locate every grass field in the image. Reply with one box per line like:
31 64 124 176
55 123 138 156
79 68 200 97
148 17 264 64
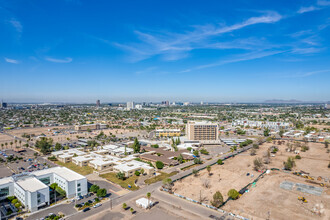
100 172 139 191
144 171 178 185
54 161 94 175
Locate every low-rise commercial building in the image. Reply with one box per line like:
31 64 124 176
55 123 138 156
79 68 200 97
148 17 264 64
113 160 155 177
155 129 181 137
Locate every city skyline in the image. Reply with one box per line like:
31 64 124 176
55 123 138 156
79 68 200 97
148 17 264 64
1 0 330 102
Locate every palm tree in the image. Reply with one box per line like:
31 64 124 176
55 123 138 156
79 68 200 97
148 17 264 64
10 142 13 149
1 144 3 149
146 192 151 209
5 142 8 148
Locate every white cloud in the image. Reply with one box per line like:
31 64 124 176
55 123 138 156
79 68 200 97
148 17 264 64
181 50 285 73
116 11 282 62
9 18 23 33
45 57 73 63
4 57 19 64
291 47 323 54
298 6 320 14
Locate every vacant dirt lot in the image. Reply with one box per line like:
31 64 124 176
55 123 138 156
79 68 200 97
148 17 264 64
172 141 330 220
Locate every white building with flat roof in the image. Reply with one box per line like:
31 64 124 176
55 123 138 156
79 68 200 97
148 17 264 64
113 160 154 177
0 167 87 212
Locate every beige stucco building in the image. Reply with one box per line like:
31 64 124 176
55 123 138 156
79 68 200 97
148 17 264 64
186 121 219 141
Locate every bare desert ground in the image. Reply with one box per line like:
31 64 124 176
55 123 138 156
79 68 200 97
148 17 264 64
172 141 330 220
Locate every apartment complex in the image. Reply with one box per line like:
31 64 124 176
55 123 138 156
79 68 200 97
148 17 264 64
186 121 219 141
0 167 87 212
155 129 181 137
232 119 291 130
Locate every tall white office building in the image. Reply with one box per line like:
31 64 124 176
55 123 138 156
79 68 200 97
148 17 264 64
127 102 135 110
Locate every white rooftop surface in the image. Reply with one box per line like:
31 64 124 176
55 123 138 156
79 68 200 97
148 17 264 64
72 156 93 162
136 197 153 208
0 177 13 185
156 129 180 132
34 167 85 181
89 158 115 166
59 154 74 158
16 177 48 192
114 161 152 172
191 121 218 125
102 145 119 150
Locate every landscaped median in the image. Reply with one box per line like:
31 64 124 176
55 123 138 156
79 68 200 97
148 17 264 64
54 161 94 175
100 172 140 191
144 171 178 185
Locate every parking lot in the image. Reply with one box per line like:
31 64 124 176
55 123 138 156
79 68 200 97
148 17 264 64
26 190 117 220
0 165 13 178
0 148 57 176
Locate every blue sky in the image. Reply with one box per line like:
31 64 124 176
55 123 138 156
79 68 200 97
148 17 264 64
1 0 330 103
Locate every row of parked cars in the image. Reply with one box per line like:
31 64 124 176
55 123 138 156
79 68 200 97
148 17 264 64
0 150 10 158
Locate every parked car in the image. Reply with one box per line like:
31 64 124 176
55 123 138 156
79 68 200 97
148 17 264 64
93 203 101 208
83 207 90 212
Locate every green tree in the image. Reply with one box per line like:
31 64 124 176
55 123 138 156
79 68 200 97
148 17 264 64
283 157 296 171
50 183 58 189
116 172 125 180
55 143 62 151
96 188 107 197
193 150 199 157
135 170 140 176
177 154 183 163
133 138 140 153
211 191 224 208
206 165 211 176
253 157 263 171
155 161 164 169
55 186 66 197
90 184 100 193
217 159 223 165
324 141 329 148
122 203 127 210
162 178 172 190
35 137 53 155
252 144 259 149
227 189 239 200
192 169 198 177
194 158 202 164
146 192 151 209
130 207 134 214
264 128 270 137
140 168 144 175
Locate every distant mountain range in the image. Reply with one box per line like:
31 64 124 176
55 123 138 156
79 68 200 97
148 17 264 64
264 99 327 104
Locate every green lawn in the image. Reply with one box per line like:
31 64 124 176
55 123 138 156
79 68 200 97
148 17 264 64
144 171 178 185
54 161 94 175
99 172 139 191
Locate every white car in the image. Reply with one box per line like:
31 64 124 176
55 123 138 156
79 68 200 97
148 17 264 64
93 203 102 208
